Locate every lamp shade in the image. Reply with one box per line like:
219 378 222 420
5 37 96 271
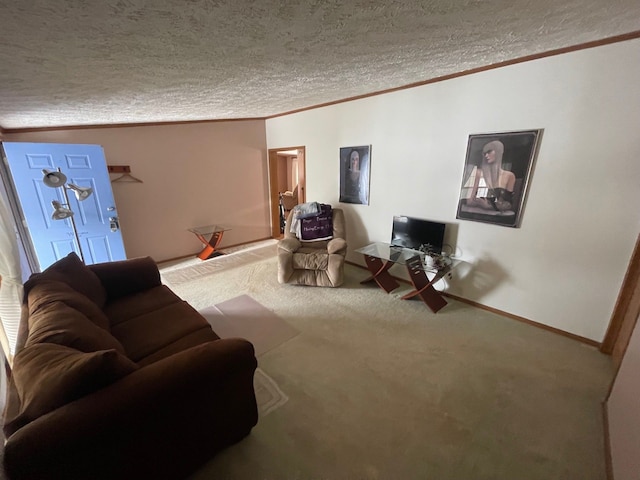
66 184 93 201
42 169 67 187
51 200 74 220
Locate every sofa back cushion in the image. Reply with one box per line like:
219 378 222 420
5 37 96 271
24 252 107 308
88 256 161 302
27 301 125 354
27 281 111 331
5 344 138 436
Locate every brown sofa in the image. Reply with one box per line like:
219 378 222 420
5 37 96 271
2 253 258 480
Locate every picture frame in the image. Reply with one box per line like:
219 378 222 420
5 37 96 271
339 145 371 205
456 130 542 228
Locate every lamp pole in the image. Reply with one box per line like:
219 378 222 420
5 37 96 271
57 168 85 262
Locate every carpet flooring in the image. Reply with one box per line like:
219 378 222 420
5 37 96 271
200 294 299 357
158 241 614 480
199 293 296 417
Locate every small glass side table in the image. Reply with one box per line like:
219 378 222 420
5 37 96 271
187 225 231 260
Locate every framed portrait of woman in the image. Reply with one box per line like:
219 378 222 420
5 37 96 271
456 130 542 227
339 145 371 205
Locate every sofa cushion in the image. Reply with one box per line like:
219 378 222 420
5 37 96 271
103 285 182 327
24 253 107 308
88 256 162 302
27 281 111 331
136 326 220 367
111 301 212 362
27 301 125 354
6 344 138 436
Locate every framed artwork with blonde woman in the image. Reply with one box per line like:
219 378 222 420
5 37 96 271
457 130 543 227
339 145 371 205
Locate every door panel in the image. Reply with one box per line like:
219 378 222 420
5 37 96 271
85 236 114 264
1 142 126 269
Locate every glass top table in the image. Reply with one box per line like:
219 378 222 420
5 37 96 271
355 242 457 313
187 225 231 260
355 242 425 266
355 242 458 270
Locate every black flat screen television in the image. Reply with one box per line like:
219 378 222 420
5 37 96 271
390 216 446 253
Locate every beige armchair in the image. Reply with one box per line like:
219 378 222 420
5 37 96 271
280 185 299 212
277 208 347 287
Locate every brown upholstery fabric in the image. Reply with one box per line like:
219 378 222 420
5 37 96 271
4 339 257 480
88 256 161 301
103 285 182 327
24 252 107 308
278 207 347 287
6 344 138 436
111 301 212 362
3 254 258 480
27 281 111 330
26 301 126 354
136 326 220 367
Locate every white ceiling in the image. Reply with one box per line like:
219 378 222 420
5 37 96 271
1 0 639 130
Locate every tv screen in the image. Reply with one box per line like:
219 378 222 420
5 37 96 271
390 216 446 253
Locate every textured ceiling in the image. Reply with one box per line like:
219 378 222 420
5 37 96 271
0 0 639 129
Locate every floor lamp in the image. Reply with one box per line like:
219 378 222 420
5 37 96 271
41 168 93 261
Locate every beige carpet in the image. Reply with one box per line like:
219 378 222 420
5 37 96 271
253 368 289 417
160 239 277 286
159 242 614 480
199 293 297 418
200 294 299 356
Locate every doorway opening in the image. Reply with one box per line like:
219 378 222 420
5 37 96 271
268 147 306 238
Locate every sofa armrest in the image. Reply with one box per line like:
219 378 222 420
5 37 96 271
88 256 162 301
327 238 347 255
4 338 258 480
278 237 301 253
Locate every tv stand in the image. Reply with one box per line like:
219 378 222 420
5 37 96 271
355 242 454 313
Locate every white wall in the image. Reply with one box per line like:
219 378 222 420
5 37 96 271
266 39 640 342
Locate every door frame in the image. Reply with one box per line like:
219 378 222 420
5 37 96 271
0 150 39 273
268 146 306 238
600 233 640 369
